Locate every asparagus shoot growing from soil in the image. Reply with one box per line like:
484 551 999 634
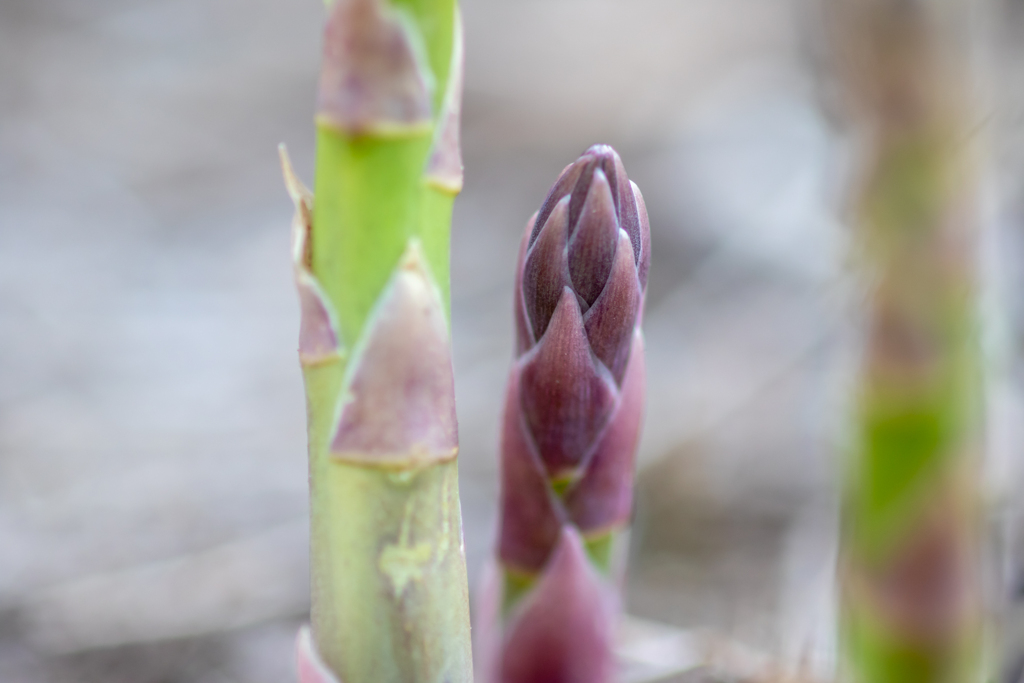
478 145 650 683
829 1 986 681
282 0 472 681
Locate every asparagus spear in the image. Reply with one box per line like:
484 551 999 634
829 2 985 682
281 0 472 681
478 145 650 683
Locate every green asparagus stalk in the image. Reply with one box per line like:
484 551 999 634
830 2 985 682
281 0 472 681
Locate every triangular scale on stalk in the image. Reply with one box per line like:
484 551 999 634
330 241 458 466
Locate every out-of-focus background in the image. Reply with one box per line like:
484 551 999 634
2 0 1023 681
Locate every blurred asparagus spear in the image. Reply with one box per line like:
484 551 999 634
829 1 986 682
281 0 472 681
477 145 650 683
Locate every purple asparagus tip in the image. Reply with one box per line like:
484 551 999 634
483 144 649 682
498 144 649 574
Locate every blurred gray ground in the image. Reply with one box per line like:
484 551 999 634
2 0 1023 682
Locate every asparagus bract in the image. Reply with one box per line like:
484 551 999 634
282 0 472 681
481 145 649 683
829 2 985 682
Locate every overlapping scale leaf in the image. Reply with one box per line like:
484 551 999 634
519 289 618 478
498 529 617 683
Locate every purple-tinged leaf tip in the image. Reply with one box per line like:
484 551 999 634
519 289 617 478
568 169 619 307
565 156 600 240
498 369 566 572
330 241 458 465
317 0 431 135
281 144 341 364
281 143 313 216
297 273 342 364
282 143 314 274
499 527 617 683
297 626 343 683
566 335 645 534
531 161 587 249
580 146 620 206
425 10 464 192
583 230 640 385
523 197 571 341
514 216 537 356
604 148 642 264
576 145 642 271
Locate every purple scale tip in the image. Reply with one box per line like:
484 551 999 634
583 230 641 385
297 274 341 363
522 197 572 340
425 10 464 192
498 527 617 683
519 289 617 478
565 156 600 241
601 148 642 267
568 169 620 307
317 0 431 134
565 336 645 535
531 162 587 249
514 216 537 356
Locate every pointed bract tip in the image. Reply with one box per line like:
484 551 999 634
566 334 645 534
282 146 339 364
523 197 571 340
283 145 313 270
546 526 593 583
425 9 464 193
582 143 619 164
531 161 588 248
583 229 640 384
514 215 538 356
280 143 312 208
499 526 617 683
568 168 619 307
397 237 431 274
297 272 342 365
316 0 432 136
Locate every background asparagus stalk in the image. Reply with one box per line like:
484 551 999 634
829 1 986 681
282 0 472 681
478 145 650 683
